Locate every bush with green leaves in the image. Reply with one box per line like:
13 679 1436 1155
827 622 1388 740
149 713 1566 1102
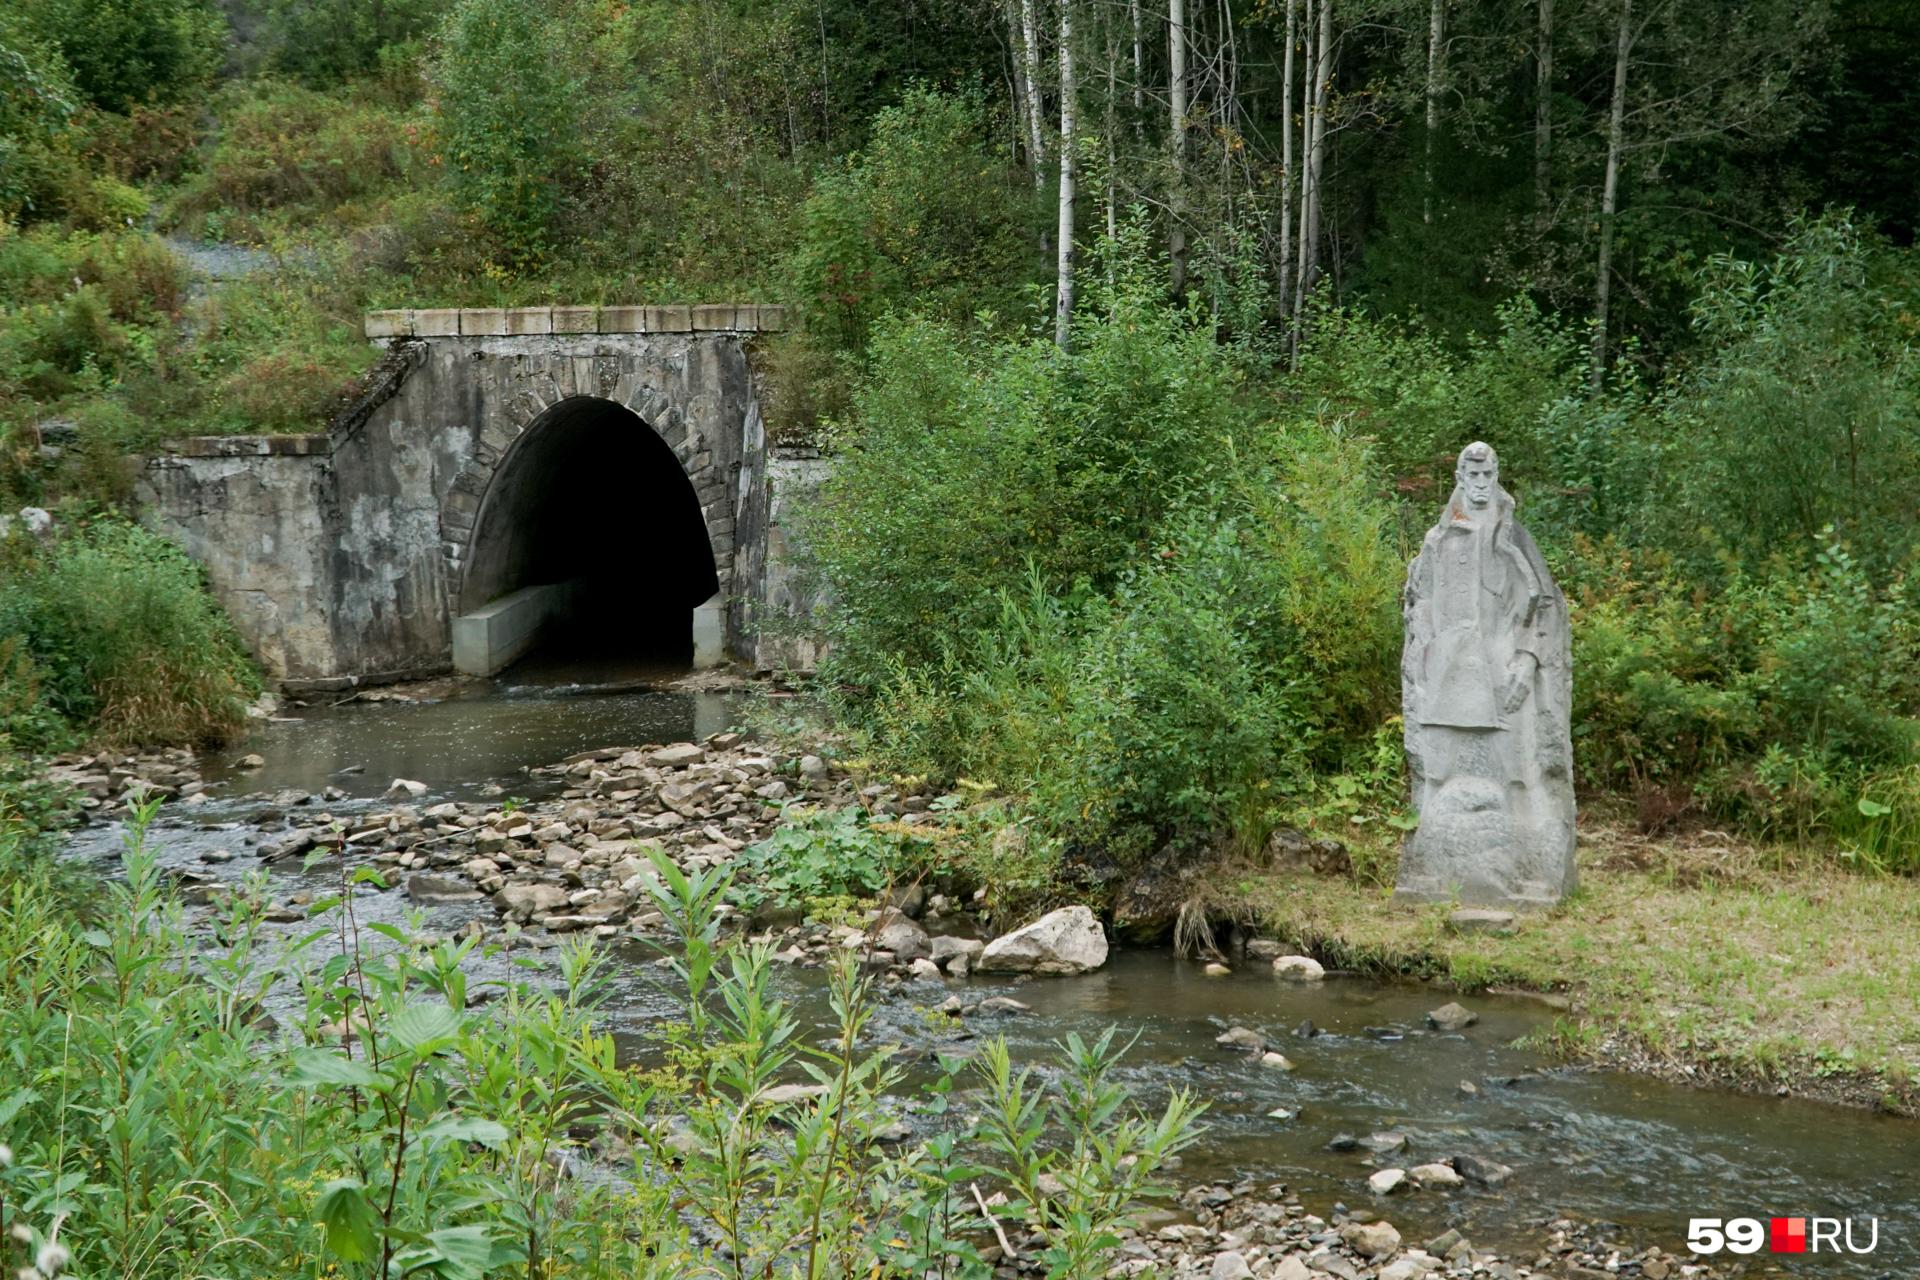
431 0 583 262
1651 214 1920 575
730 804 921 909
13 0 223 112
810 296 1249 693
0 519 259 746
791 86 1039 356
259 0 450 87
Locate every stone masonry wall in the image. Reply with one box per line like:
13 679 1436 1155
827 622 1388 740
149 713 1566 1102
139 306 816 689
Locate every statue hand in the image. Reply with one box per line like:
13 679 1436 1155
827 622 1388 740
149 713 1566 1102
1502 676 1532 714
1502 652 1538 713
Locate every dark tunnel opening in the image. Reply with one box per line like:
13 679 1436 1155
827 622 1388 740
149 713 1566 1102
459 397 718 676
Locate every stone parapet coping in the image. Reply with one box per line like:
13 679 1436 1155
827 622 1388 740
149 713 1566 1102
363 303 787 339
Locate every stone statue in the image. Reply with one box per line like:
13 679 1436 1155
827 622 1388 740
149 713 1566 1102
1397 441 1575 909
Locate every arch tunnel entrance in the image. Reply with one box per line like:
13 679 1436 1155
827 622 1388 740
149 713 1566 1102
450 396 722 678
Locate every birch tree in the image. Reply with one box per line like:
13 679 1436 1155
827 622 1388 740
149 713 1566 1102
1168 0 1189 297
1056 0 1076 347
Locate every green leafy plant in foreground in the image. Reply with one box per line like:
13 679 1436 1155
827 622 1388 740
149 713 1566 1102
604 848 1206 1280
0 809 1199 1279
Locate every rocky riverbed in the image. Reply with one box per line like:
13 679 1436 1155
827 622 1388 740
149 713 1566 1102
47 726 1907 1279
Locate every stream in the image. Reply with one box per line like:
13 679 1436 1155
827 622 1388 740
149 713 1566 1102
62 676 1917 1277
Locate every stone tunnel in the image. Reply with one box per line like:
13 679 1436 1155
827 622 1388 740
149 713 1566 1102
137 305 827 690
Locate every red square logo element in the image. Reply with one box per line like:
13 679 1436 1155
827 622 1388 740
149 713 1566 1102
1771 1217 1807 1253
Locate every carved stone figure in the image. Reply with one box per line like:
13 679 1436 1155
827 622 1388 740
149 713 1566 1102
1398 441 1575 909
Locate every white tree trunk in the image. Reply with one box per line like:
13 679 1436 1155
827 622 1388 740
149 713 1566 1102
1168 0 1189 298
1291 0 1316 356
1423 0 1445 224
1534 0 1553 214
1021 0 1048 183
1057 0 1077 348
1131 0 1143 114
1301 0 1330 303
1278 0 1296 320
1591 0 1630 390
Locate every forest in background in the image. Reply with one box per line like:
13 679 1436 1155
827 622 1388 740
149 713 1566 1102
0 0 1918 882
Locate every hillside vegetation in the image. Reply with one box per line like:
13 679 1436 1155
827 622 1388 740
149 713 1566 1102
0 0 1918 872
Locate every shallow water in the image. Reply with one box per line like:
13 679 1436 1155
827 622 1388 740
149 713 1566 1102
198 666 737 802
64 676 1919 1278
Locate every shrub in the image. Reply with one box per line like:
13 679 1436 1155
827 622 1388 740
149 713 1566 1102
14 0 224 112
792 86 1040 356
432 0 583 261
1653 213 1920 575
0 520 259 746
729 804 920 909
811 298 1248 691
259 0 450 87
166 81 413 232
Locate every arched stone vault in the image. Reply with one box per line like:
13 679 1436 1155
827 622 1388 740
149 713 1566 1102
137 306 827 688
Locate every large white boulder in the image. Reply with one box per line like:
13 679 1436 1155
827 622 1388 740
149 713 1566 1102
977 905 1109 975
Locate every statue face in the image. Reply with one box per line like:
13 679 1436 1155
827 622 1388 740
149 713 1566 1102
1459 454 1498 508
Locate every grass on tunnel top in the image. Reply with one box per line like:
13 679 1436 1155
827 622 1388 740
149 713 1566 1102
1229 815 1920 1112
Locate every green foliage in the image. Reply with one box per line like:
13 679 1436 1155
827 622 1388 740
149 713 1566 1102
0 812 1199 1279
822 323 1403 859
792 86 1039 355
1654 215 1920 573
731 804 917 909
166 81 414 235
14 0 223 112
259 0 450 87
603 848 1203 1280
812 297 1248 691
431 0 583 261
0 520 259 746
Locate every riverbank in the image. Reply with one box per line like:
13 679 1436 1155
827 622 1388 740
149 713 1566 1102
1221 812 1920 1116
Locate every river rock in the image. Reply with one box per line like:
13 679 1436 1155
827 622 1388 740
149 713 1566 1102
1369 1167 1408 1195
493 882 571 922
908 957 943 980
1451 1152 1514 1187
976 996 1031 1014
1270 1259 1312 1280
1208 1251 1253 1280
1260 1051 1294 1070
1379 1254 1439 1280
977 905 1108 975
1341 1219 1402 1259
1215 1026 1264 1051
930 935 984 971
1202 962 1231 977
1409 1162 1463 1188
651 743 706 768
386 778 428 799
1272 955 1325 981
1398 441 1576 910
237 753 265 770
873 909 931 961
1426 1001 1478 1031
798 754 828 780
408 873 481 904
